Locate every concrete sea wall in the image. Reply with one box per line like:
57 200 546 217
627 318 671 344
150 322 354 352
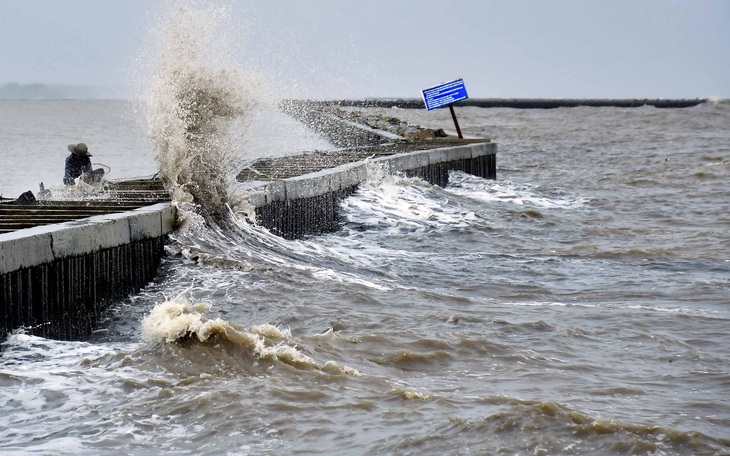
248 142 496 239
0 203 176 340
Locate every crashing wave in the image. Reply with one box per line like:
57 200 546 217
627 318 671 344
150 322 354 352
142 3 257 224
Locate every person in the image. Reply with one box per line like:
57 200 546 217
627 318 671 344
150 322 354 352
64 142 104 185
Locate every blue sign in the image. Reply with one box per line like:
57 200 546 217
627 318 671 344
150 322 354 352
422 78 468 110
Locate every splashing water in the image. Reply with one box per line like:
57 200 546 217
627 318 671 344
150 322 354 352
141 289 360 375
143 3 257 224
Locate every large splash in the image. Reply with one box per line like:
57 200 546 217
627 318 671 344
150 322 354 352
143 3 256 223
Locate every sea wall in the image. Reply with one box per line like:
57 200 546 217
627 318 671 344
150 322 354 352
320 98 707 109
0 203 176 340
247 142 496 239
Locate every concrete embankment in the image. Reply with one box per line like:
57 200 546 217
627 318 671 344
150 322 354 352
240 141 496 239
0 200 175 340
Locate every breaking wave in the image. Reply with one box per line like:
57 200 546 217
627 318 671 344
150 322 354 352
142 2 257 224
141 289 359 376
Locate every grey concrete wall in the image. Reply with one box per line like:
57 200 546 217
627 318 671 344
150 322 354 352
248 142 496 239
0 203 176 340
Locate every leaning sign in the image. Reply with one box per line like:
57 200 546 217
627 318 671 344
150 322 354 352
421 78 468 138
422 78 468 111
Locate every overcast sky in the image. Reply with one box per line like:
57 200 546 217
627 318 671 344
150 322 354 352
0 0 728 99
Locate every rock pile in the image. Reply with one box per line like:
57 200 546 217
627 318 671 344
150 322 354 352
337 108 448 141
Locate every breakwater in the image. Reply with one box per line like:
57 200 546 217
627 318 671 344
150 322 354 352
1 180 175 340
308 98 707 109
240 141 496 239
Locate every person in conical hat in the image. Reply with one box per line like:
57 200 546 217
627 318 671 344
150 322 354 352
63 142 104 185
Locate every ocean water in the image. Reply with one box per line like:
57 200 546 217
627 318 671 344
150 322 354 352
2 3 730 454
1 99 729 455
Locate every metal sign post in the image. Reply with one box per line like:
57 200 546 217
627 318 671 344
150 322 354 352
422 78 469 139
448 105 463 139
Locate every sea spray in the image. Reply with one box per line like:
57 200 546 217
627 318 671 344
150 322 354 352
142 3 257 224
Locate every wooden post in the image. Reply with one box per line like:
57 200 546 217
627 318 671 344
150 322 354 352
448 105 463 139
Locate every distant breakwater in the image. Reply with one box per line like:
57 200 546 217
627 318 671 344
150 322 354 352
311 98 707 109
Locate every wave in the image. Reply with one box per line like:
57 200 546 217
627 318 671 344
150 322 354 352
141 2 258 224
370 349 452 372
372 397 730 455
140 289 360 375
162 164 567 296
390 387 433 400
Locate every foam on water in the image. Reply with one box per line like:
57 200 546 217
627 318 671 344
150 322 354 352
173 208 396 291
448 171 589 209
162 167 494 294
0 333 150 453
339 166 480 236
179 165 491 292
508 300 729 319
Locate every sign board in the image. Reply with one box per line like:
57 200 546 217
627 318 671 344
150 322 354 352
422 78 468 111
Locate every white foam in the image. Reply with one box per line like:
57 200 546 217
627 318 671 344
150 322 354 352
222 207 397 290
141 290 257 346
0 333 151 452
311 268 391 291
3 436 85 455
251 324 292 340
447 171 589 209
340 170 475 235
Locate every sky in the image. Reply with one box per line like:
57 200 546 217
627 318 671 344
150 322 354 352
0 0 728 99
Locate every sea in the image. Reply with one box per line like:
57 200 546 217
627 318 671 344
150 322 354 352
2 5 730 455
1 97 729 455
